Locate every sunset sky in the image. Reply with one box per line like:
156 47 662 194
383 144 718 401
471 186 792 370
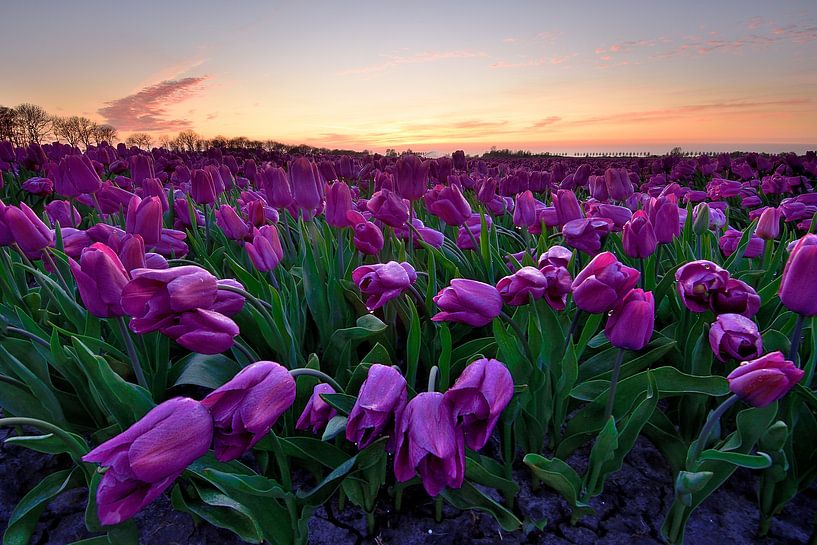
2 0 816 154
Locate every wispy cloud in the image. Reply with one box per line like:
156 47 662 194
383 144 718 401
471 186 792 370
490 53 575 69
98 76 209 132
338 49 487 76
530 116 562 129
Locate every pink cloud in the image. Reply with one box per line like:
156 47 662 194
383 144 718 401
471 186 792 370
99 76 209 132
490 53 575 69
530 116 562 129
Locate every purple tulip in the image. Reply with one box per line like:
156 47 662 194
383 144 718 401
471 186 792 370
395 154 429 201
129 154 155 184
622 211 657 258
539 264 573 311
45 200 81 228
571 252 640 314
21 177 53 195
367 189 409 227
346 364 408 452
456 213 492 250
779 234 817 316
295 383 338 434
215 204 251 241
325 181 353 228
191 168 216 205
61 228 92 259
201 361 296 461
289 157 323 212
352 261 417 311
675 260 730 313
756 207 781 241
82 397 213 525
513 190 537 229
538 245 573 269
443 358 514 450
245 225 284 272
162 308 239 354
69 243 129 318
605 289 655 351
709 313 763 362
432 279 503 327
727 352 804 407
497 266 549 306
562 217 613 256
710 278 760 318
553 189 583 226
605 167 634 201
347 211 385 255
261 166 293 209
56 155 102 197
6 203 53 259
96 181 137 215
719 227 764 258
646 195 680 244
424 184 471 226
125 196 162 245
394 392 465 496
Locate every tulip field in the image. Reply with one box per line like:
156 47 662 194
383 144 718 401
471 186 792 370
2 141 817 544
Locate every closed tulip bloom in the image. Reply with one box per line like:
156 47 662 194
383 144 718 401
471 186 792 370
394 392 465 496
727 352 804 407
69 243 129 318
56 154 102 197
201 361 296 460
497 267 549 306
456 213 493 250
21 177 53 195
129 154 155 184
205 165 226 196
346 364 408 452
289 157 323 211
347 211 385 255
116 234 148 272
261 166 293 209
756 207 781 240
125 196 162 245
367 189 409 227
553 189 583 226
395 154 429 201
709 313 763 362
82 397 213 525
212 279 246 317
325 181 353 228
162 308 239 354
424 184 471 226
45 200 81 228
604 167 634 201
710 278 761 317
6 203 53 259
719 227 763 258
605 289 654 351
60 228 92 259
675 260 730 313
443 358 514 450
647 196 680 244
245 225 284 272
121 266 218 333
96 181 137 215
562 217 613 256
540 264 573 311
352 261 417 311
296 383 338 434
432 279 503 327
779 234 817 316
513 190 537 229
571 252 640 314
586 203 632 231
215 204 251 241
174 198 205 229
191 169 217 205
622 211 657 258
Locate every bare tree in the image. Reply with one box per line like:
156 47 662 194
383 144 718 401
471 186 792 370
175 130 201 152
158 135 172 149
0 106 20 145
14 103 52 144
52 116 82 148
126 132 153 150
75 117 98 148
93 124 118 145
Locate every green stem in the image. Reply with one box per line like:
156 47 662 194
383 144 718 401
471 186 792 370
434 496 443 522
603 349 626 423
289 368 344 393
233 339 255 362
500 311 534 364
427 365 439 393
116 316 148 390
0 417 89 473
789 313 805 367
217 284 274 310
5 326 50 348
204 203 211 252
689 394 740 466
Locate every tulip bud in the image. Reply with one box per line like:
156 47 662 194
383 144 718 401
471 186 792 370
395 154 429 201
424 184 471 226
727 352 803 407
346 364 408 452
290 157 323 212
6 203 53 259
692 203 711 235
325 181 353 228
443 358 514 450
125 195 162 245
513 190 537 229
82 397 213 525
756 207 781 241
295 383 338 434
394 392 465 496
571 252 640 314
779 234 817 316
553 189 583 226
605 288 654 351
496 266 548 306
202 361 296 461
69 243 129 318
709 313 763 362
191 168 216 205
432 279 503 327
622 211 657 258
245 225 284 272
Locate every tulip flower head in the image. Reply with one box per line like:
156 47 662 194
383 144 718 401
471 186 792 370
727 352 803 407
346 364 408 452
432 279 503 327
352 261 417 311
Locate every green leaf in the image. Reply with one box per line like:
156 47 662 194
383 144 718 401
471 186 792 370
406 301 421 389
584 417 619 497
321 415 347 442
523 454 593 517
172 354 241 389
698 449 773 469
441 481 522 532
4 468 81 545
319 393 356 416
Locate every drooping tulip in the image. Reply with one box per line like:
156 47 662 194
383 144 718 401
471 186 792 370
68 242 129 318
346 364 408 452
605 289 655 351
201 361 296 461
82 397 213 525
352 261 417 311
295 383 338 434
727 352 804 407
6 203 53 259
571 252 640 314
347 210 385 255
778 234 817 316
424 184 471 226
432 279 503 327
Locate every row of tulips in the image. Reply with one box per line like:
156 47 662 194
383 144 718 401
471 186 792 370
1 139 817 545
